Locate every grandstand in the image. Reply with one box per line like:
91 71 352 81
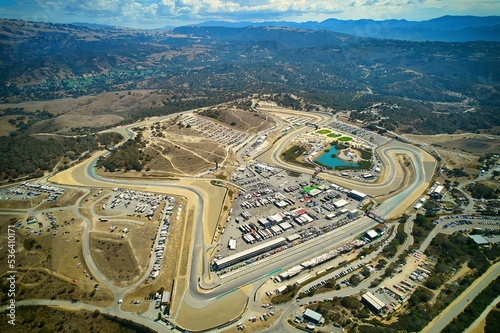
214 237 287 270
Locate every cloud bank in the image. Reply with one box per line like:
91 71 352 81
0 0 498 28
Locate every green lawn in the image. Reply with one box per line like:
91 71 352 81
317 129 331 135
337 136 353 141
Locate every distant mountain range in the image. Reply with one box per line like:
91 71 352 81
187 15 500 42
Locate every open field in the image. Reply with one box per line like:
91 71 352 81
198 107 276 134
0 90 173 134
404 132 500 181
143 123 228 176
90 235 143 287
0 210 113 305
0 193 49 210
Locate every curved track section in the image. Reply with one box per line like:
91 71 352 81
47 109 436 331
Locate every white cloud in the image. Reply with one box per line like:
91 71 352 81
2 0 499 28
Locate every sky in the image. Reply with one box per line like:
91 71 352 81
0 0 498 29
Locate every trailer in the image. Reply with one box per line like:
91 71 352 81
295 274 312 286
276 284 288 294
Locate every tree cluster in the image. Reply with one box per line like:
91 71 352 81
0 132 122 181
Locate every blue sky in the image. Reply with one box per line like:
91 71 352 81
0 0 498 29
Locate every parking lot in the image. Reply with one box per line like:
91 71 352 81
178 114 249 149
214 162 372 274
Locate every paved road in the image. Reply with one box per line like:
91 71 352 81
464 294 500 333
421 262 500 333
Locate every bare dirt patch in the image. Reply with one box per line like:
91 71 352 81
405 133 500 171
0 193 49 210
87 212 162 288
36 188 87 211
30 114 124 133
142 122 228 176
0 115 18 136
198 107 275 134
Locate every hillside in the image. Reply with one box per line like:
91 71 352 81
0 19 499 136
195 15 500 42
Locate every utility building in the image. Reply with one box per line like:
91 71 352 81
349 190 367 201
430 185 447 199
362 292 386 315
303 308 324 324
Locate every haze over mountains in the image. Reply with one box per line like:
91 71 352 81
192 15 500 42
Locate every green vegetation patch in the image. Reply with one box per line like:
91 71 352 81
0 132 122 181
281 145 312 169
468 182 498 200
0 305 155 333
316 129 331 135
327 133 342 137
443 276 500 333
96 134 146 172
302 184 319 193
337 136 353 141
485 307 500 333
358 147 373 160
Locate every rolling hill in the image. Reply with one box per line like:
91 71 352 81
0 18 499 136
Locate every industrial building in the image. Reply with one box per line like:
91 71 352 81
303 308 324 324
276 284 288 294
348 209 360 218
161 291 171 305
295 274 312 286
469 234 489 246
430 185 447 199
309 188 323 197
349 189 367 201
362 292 386 314
286 234 301 242
365 229 379 240
214 237 287 270
333 199 349 208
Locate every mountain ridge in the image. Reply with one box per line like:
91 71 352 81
188 15 500 42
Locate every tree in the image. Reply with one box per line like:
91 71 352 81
376 259 387 270
325 279 337 289
424 275 445 290
361 267 372 278
341 296 362 310
349 274 362 286
383 263 399 278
